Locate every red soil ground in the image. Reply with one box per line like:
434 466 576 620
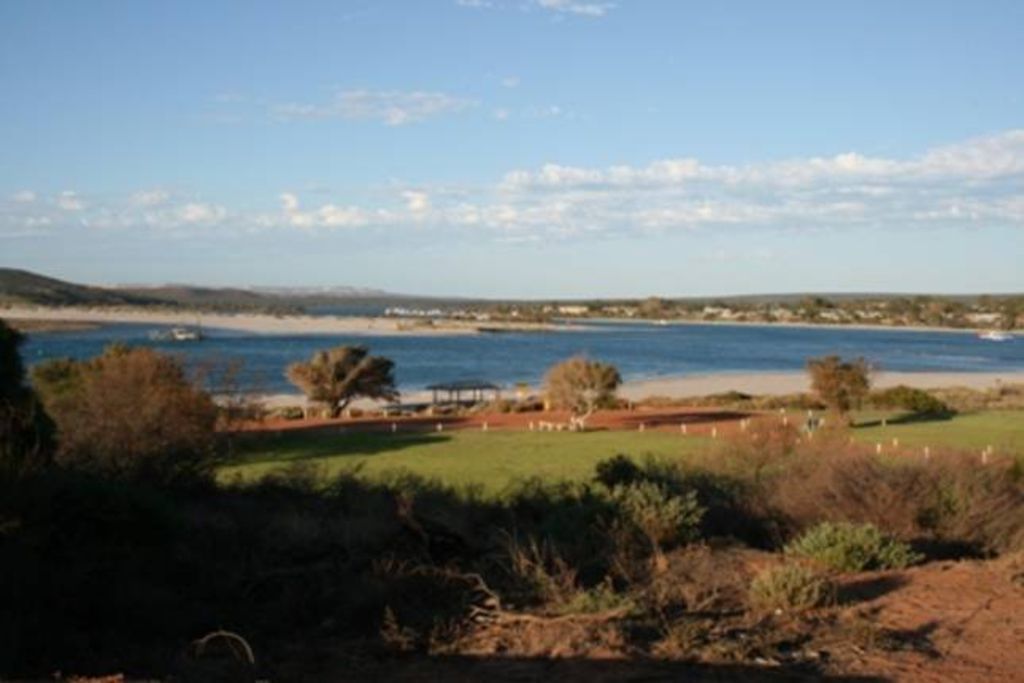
242 406 757 436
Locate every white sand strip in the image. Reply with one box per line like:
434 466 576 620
620 371 1024 400
0 305 557 336
251 370 1024 409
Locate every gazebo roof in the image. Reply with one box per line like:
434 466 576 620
426 379 501 391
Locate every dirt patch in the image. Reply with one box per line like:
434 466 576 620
828 554 1024 681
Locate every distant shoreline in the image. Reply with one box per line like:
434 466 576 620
2 304 1009 338
571 316 994 336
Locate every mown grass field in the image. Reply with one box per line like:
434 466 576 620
222 429 711 493
852 410 1024 455
222 410 1024 492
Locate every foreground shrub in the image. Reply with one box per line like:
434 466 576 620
748 562 834 612
612 481 704 572
785 522 923 571
32 345 218 481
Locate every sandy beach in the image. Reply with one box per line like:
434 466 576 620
0 305 561 336
619 370 1024 400
252 370 1024 410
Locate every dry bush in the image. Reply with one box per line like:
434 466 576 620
500 533 580 608
719 418 800 480
32 346 217 481
769 450 936 539
644 545 755 618
916 453 1024 555
766 443 1024 556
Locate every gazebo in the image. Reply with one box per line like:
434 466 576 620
426 379 501 406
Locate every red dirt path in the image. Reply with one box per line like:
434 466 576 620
240 406 758 436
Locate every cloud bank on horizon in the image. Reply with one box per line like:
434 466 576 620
4 129 1022 241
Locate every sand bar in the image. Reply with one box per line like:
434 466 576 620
0 305 562 336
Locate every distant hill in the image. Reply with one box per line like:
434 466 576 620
0 268 430 314
0 268 161 307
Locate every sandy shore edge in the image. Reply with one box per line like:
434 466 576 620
252 370 1024 409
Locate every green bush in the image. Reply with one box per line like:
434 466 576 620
749 562 834 612
612 480 705 550
594 454 643 488
870 385 951 415
785 522 923 571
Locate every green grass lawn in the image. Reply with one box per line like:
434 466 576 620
221 410 1024 493
851 410 1023 455
222 429 711 494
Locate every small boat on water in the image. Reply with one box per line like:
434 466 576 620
149 326 203 342
977 330 1013 342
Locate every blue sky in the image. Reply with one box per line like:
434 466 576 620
1 0 1022 297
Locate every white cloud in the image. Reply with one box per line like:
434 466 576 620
501 76 520 89
280 192 300 213
280 192 372 229
131 189 170 207
273 89 476 126
492 108 510 121
178 202 226 224
10 190 36 203
402 190 431 213
457 0 614 17
56 191 84 211
535 0 614 17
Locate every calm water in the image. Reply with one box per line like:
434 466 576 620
19 320 1024 395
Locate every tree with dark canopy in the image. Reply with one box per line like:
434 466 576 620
0 319 54 474
286 345 399 418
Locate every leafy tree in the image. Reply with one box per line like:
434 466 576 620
806 355 871 417
32 345 217 480
544 356 621 427
286 345 398 417
0 319 54 474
